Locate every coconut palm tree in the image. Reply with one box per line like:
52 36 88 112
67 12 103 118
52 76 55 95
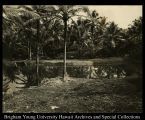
127 17 142 59
71 18 96 58
3 6 28 60
3 5 54 85
20 5 57 85
124 17 142 77
69 15 108 58
101 22 125 57
83 9 101 42
46 5 88 80
78 8 102 57
3 5 40 60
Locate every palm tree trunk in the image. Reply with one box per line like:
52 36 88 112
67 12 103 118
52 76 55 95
28 40 32 60
29 44 32 60
91 25 94 58
63 19 67 80
36 19 40 85
27 32 32 60
41 47 44 58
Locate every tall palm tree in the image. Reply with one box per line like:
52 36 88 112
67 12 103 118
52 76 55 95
3 5 40 60
94 16 109 52
42 19 64 58
3 6 31 60
127 17 142 59
69 18 93 58
70 14 106 58
83 9 101 42
79 8 102 57
124 17 142 77
22 5 56 85
3 5 53 85
47 5 88 80
102 22 125 57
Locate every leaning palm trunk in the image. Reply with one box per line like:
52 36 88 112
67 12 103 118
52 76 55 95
63 19 67 80
36 19 40 85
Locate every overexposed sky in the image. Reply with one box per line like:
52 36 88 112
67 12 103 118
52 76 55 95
5 5 142 28
87 5 142 28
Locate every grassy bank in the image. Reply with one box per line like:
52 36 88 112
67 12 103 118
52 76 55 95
3 77 142 113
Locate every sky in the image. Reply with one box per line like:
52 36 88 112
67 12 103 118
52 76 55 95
5 5 142 29
86 5 142 28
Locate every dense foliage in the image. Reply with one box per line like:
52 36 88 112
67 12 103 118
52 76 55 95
3 5 142 60
2 5 142 84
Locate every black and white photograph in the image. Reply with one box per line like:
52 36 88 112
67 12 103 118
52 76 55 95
2 5 143 113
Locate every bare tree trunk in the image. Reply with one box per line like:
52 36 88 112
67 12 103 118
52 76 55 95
36 19 40 85
63 19 67 81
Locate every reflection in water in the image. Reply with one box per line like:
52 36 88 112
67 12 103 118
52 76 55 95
3 72 27 94
88 65 126 79
3 64 127 94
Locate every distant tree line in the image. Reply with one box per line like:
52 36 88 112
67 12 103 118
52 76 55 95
2 5 142 82
3 5 142 60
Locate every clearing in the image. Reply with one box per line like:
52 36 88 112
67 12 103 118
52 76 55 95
3 77 142 113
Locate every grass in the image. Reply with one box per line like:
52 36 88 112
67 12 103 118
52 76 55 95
3 77 142 113
6 57 125 66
